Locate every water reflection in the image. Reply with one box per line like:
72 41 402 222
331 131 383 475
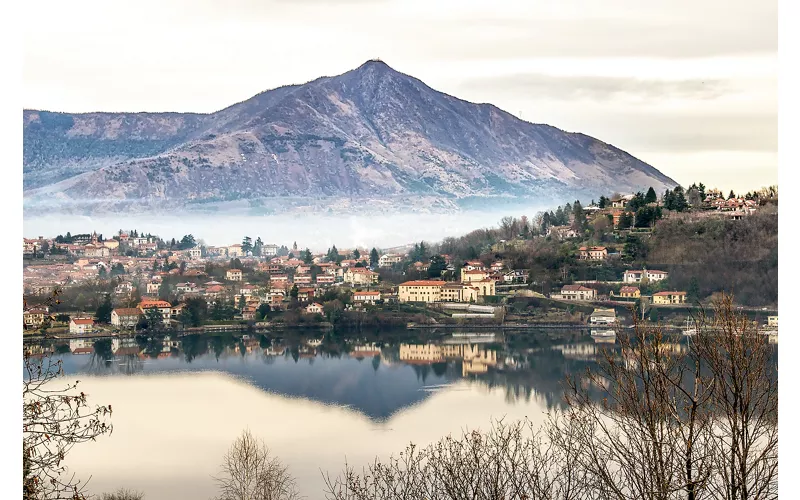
29 329 775 421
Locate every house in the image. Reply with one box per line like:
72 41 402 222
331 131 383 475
490 261 505 272
316 274 335 285
83 243 110 258
768 316 778 327
344 267 379 285
559 285 597 301
23 308 48 329
262 244 279 257
579 246 608 261
623 269 669 284
69 317 95 334
146 281 161 294
137 299 172 324
239 283 259 296
461 268 489 282
226 269 243 281
652 291 687 305
204 284 226 299
297 287 315 301
111 308 142 328
305 303 324 314
115 282 134 295
170 304 185 319
187 247 202 260
378 254 403 267
294 274 313 285
590 308 617 325
546 225 579 239
616 286 641 299
503 270 528 284
611 198 627 209
463 260 486 271
353 291 381 304
176 282 201 294
227 244 244 257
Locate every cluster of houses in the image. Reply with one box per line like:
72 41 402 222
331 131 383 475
550 268 688 305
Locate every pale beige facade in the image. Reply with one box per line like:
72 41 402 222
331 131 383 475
398 280 446 303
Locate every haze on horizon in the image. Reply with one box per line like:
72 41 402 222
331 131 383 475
23 0 776 194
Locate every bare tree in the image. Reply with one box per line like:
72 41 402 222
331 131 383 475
324 418 591 500
23 351 114 500
99 488 144 500
561 314 715 500
214 429 302 500
693 296 778 500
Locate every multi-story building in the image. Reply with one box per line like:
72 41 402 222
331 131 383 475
579 246 608 260
378 253 403 268
226 269 243 281
398 280 446 303
559 285 597 301
111 308 142 328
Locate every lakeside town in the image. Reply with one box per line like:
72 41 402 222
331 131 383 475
23 184 779 348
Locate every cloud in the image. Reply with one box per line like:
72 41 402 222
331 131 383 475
460 74 729 101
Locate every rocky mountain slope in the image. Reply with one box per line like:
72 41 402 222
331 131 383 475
23 60 677 213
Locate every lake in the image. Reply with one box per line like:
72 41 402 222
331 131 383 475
28 330 693 499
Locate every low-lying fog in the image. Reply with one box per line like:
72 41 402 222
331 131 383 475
23 209 543 251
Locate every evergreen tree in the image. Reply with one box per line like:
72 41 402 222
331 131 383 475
644 187 657 204
353 249 360 260
290 284 299 299
672 186 688 212
95 294 113 323
242 236 253 255
428 255 447 278
253 237 263 257
598 196 608 209
302 248 313 264
728 190 736 200
687 277 701 303
618 212 634 229
370 248 379 267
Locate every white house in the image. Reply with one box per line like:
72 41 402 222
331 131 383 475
623 269 669 284
111 308 141 328
69 317 95 334
305 303 324 314
353 291 381 303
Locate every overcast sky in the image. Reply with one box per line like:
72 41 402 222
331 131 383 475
23 0 777 193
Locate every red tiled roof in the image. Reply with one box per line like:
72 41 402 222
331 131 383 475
399 280 447 287
355 291 381 296
71 318 94 325
138 300 172 308
619 286 639 294
562 285 594 292
653 291 686 296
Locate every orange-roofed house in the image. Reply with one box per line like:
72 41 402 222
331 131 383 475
579 246 608 261
138 300 172 324
353 291 381 304
69 317 95 334
652 291 687 305
617 286 641 299
398 280 447 303
305 303 324 314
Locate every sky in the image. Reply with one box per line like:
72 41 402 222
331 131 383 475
22 0 777 193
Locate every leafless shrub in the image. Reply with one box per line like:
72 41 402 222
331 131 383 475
23 350 113 500
214 429 302 500
99 488 144 500
323 418 592 500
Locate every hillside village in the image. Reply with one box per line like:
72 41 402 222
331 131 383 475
22 184 778 335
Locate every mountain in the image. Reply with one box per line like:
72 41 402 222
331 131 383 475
23 60 677 214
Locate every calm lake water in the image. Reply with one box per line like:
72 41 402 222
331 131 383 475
26 329 755 500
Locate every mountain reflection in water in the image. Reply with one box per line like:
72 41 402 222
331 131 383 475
32 329 634 420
